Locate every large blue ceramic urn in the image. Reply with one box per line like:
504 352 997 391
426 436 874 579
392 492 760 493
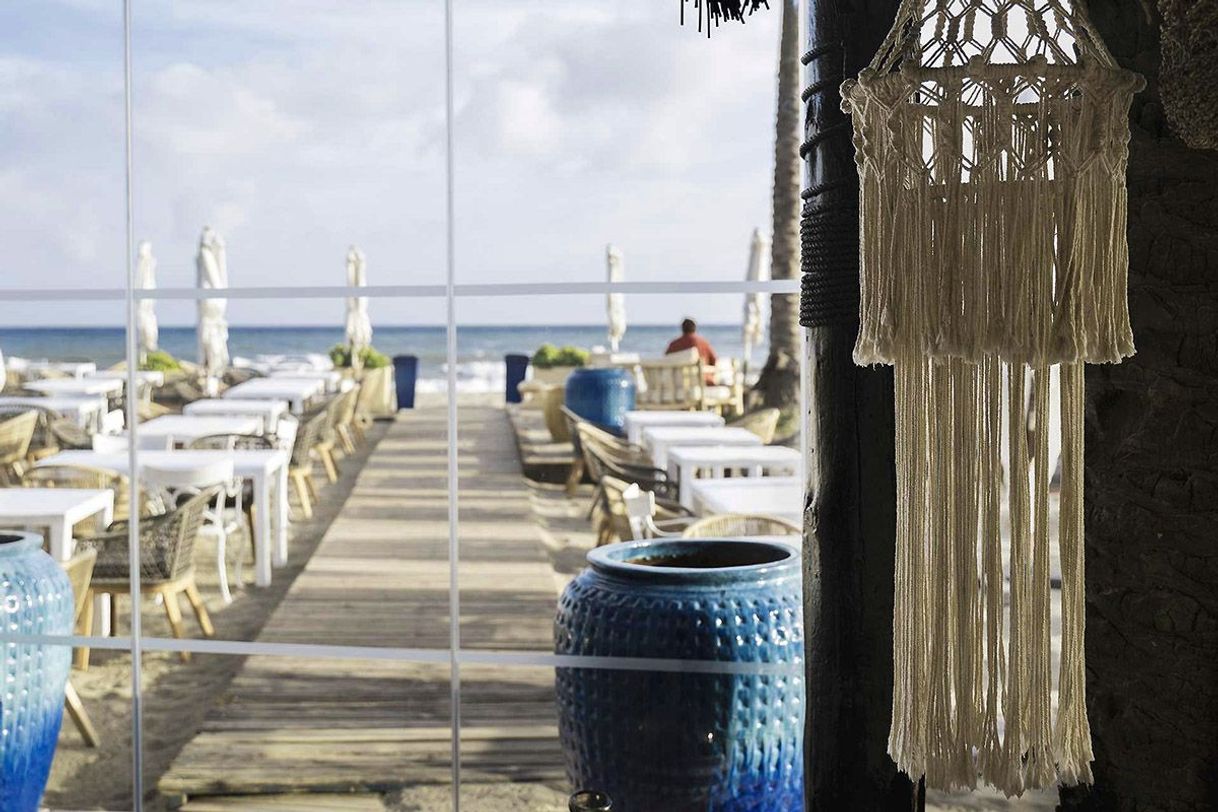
555 539 804 811
0 532 73 812
564 367 636 436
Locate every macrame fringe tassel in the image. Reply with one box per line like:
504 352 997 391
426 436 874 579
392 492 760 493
889 358 1091 796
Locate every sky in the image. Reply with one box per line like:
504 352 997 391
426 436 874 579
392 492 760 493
0 0 783 326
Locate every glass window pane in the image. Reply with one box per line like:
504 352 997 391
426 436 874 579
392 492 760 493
452 1 783 286
0 4 126 291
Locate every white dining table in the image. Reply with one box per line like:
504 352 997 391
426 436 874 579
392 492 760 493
25 378 123 398
38 448 290 587
0 488 114 560
22 361 97 380
667 445 803 510
0 395 107 430
689 476 803 527
224 378 324 413
641 426 763 471
267 369 343 393
622 410 726 445
183 398 288 432
136 415 263 447
86 369 166 387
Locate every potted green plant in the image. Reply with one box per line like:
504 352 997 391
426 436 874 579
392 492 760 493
529 344 589 386
329 344 396 417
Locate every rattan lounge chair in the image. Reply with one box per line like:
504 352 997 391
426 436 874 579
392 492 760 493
680 513 801 539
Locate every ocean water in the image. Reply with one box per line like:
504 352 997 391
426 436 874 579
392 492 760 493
0 324 760 393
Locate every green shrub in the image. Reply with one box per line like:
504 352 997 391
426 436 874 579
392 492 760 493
531 344 588 369
329 344 390 369
140 350 181 372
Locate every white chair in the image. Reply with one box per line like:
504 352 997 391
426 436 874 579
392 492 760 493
142 460 247 605
622 484 686 540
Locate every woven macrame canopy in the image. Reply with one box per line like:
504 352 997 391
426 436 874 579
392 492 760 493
842 0 1142 796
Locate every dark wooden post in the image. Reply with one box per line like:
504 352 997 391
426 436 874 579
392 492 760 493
799 1 918 809
1061 2 1218 808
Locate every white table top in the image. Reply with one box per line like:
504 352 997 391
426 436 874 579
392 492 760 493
623 410 725 444
268 369 341 385
0 488 114 520
41 448 289 478
0 396 107 426
224 378 323 410
642 426 763 470
689 476 803 525
22 361 97 379
25 378 123 397
184 398 288 425
86 369 166 386
666 444 802 467
137 415 262 443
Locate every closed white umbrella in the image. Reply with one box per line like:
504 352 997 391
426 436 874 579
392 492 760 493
344 246 373 366
136 240 159 357
606 244 626 353
742 228 771 369
196 226 230 395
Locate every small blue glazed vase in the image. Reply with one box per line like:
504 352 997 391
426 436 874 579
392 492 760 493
0 532 73 812
564 367 636 436
555 539 804 811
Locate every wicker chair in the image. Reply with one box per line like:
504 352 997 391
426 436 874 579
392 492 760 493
288 410 329 519
80 487 219 662
680 513 801 539
727 408 781 444
334 384 361 454
49 416 93 451
61 547 100 745
637 350 705 411
575 421 680 506
0 403 61 463
0 410 38 485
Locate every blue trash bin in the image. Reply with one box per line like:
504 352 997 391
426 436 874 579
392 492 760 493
564 367 636 435
392 355 418 410
504 354 529 404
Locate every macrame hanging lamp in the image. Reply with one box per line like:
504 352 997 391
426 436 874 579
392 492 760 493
842 0 1143 797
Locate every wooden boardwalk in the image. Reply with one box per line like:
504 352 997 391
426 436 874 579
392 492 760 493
161 400 566 807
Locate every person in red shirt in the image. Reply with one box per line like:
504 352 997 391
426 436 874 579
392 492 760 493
665 319 718 382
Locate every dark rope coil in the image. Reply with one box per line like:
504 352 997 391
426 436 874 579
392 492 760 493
801 204 859 327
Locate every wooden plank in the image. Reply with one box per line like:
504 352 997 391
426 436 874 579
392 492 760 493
159 401 566 801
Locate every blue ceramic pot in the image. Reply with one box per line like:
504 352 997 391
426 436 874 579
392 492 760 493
555 539 804 811
564 367 636 436
0 532 73 812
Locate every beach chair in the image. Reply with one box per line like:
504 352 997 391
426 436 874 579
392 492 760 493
188 433 274 589
48 416 94 450
80 488 220 662
680 513 801 539
0 403 61 464
575 421 679 505
598 477 692 545
61 547 100 746
288 411 328 519
727 407 781 444
0 410 38 485
637 349 704 411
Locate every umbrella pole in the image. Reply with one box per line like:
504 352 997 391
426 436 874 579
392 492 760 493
799 0 917 808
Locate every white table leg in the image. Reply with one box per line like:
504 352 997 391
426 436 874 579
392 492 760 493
678 463 695 511
254 475 272 586
94 595 111 637
276 463 289 560
48 520 69 561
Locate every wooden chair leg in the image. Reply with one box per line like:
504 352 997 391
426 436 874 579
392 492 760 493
65 681 100 748
74 590 94 671
290 472 313 519
338 426 356 454
183 582 215 638
305 473 321 503
161 589 191 663
319 448 339 483
565 457 585 496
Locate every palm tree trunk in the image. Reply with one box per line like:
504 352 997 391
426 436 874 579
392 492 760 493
800 0 915 808
754 0 802 420
1060 3 1218 808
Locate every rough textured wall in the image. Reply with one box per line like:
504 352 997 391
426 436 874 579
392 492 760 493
1065 2 1218 809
